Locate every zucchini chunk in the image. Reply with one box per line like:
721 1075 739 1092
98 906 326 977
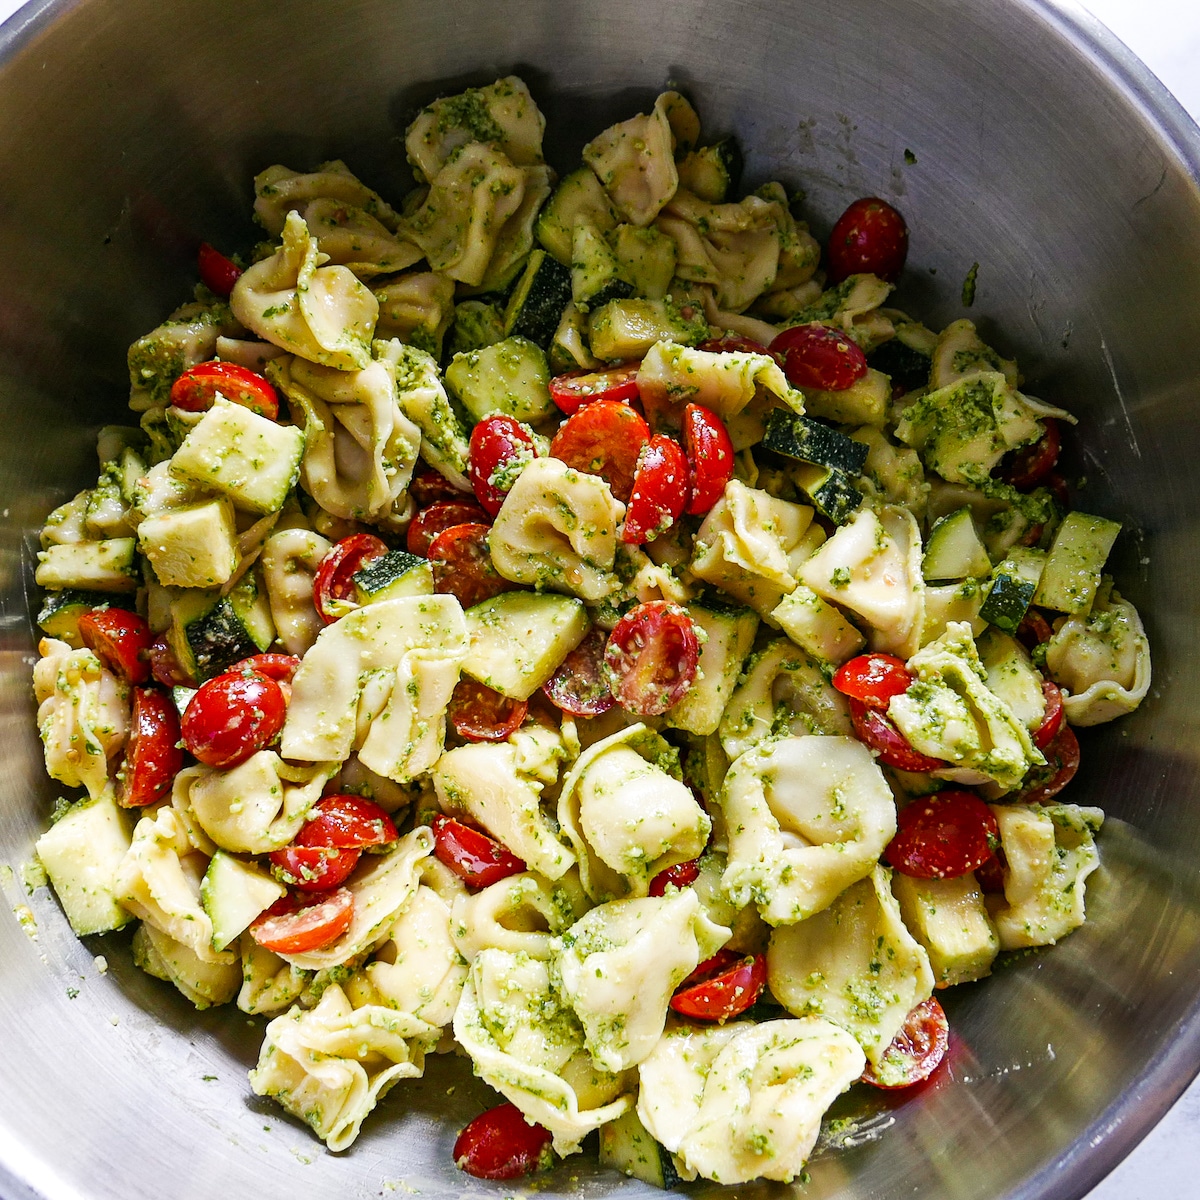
867 334 932 392
571 220 633 311
502 249 573 348
676 137 743 204
448 300 507 357
35 538 139 593
168 571 275 682
980 547 1046 633
445 336 555 424
1033 510 1122 615
599 1106 684 1188
352 549 434 604
200 851 286 952
789 461 864 525
588 298 709 361
761 409 870 475
922 506 992 581
37 589 135 648
535 166 621 265
610 224 677 301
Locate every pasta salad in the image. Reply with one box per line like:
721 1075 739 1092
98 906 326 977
30 75 1151 1187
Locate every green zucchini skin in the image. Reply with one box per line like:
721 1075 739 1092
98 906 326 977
867 337 931 392
37 589 135 645
762 409 870 475
503 249 573 348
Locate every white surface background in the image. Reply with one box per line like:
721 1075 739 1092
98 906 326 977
0 0 1197 1198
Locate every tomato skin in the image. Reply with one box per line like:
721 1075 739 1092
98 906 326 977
1033 680 1065 749
623 435 690 545
407 500 491 556
670 949 767 1021
181 671 287 769
250 888 355 955
169 360 279 419
1020 724 1080 804
548 363 641 415
147 635 195 688
410 466 472 508
197 242 243 297
682 404 735 516
299 794 398 849
549 399 651 504
975 852 1007 894
469 415 537 517
116 687 183 808
541 627 616 717
431 815 527 889
313 533 389 623
427 523 515 609
454 1102 554 1180
860 996 949 1089
648 858 700 897
1002 419 1061 490
885 791 1000 880
698 334 778 360
848 700 950 772
826 196 909 284
79 607 153 685
227 653 301 685
1016 607 1054 651
449 679 528 742
769 322 869 391
269 844 361 891
604 601 700 717
833 653 915 709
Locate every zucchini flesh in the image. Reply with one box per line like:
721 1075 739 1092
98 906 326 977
761 409 870 475
790 461 864 525
169 573 274 682
445 336 555 424
503 250 573 347
676 137 742 203
599 1107 684 1189
1033 510 1121 614
571 220 633 311
448 300 506 357
353 549 433 603
922 506 992 581
37 589 134 647
980 547 1046 632
534 167 620 265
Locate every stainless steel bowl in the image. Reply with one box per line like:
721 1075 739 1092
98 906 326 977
2 1 1199 1197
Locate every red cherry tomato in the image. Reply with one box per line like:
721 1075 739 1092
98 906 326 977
298 793 399 849
975 852 1007 895
682 404 735 516
181 671 287 769
269 844 362 891
648 858 700 897
313 533 389 623
197 242 243 297
1016 608 1054 651
407 500 491 556
549 399 651 504
431 815 526 890
1045 471 1070 509
1033 680 1065 750
78 607 153 685
449 679 528 742
669 948 767 1021
848 700 950 772
833 653 915 710
769 322 869 391
1020 724 1080 804
116 687 183 808
698 334 779 360
428 523 515 610
249 888 355 955
548 362 641 415
169 360 279 419
410 465 473 508
884 791 1000 880
826 196 909 284
604 601 700 717
453 1102 554 1180
469 415 537 517
622 435 690 545
1001 419 1061 490
860 996 949 1089
540 627 616 718
227 653 301 685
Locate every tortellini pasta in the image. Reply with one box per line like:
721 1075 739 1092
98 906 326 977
372 272 456 356
451 870 587 963
258 526 332 656
254 160 401 239
132 922 241 1009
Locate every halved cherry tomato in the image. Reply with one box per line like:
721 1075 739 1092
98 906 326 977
469 414 537 517
541 627 615 717
549 399 651 503
410 465 472 508
169 360 279 419
431 815 526 889
449 679 528 742
226 653 301 685
427 523 514 609
116 687 183 808
623 434 689 544
975 851 1007 894
269 844 361 891
548 363 641 415
604 601 700 717
849 700 950 772
682 404 735 516
1016 607 1054 651
1001 419 1061 490
313 533 389 623
1020 724 1080 805
298 793 398 849
669 948 767 1021
1033 680 1065 750
833 653 914 710
885 791 1000 879
826 196 909 284
249 888 355 955
698 334 778 359
406 500 491 557
648 859 700 897
1045 471 1070 509
197 242 243 297
769 322 869 391
453 1102 554 1180
78 607 153 685
860 996 948 1089
147 635 194 688
181 670 287 769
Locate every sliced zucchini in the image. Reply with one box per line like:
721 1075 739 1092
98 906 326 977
977 627 1046 730
168 571 275 682
503 249 573 348
549 302 602 374
802 368 891 428
761 409 870 475
571 220 633 311
599 1106 684 1188
37 589 135 648
35 538 139 593
588 297 709 361
200 850 286 952
922 506 992 581
444 336 555 424
664 600 759 736
1032 510 1122 615
771 584 866 665
675 138 743 203
448 300 506 357
609 224 677 301
789 461 864 525
867 335 932 392
352 549 434 604
980 546 1046 633
535 167 621 265
172 685 197 716
892 872 998 988
138 497 240 589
